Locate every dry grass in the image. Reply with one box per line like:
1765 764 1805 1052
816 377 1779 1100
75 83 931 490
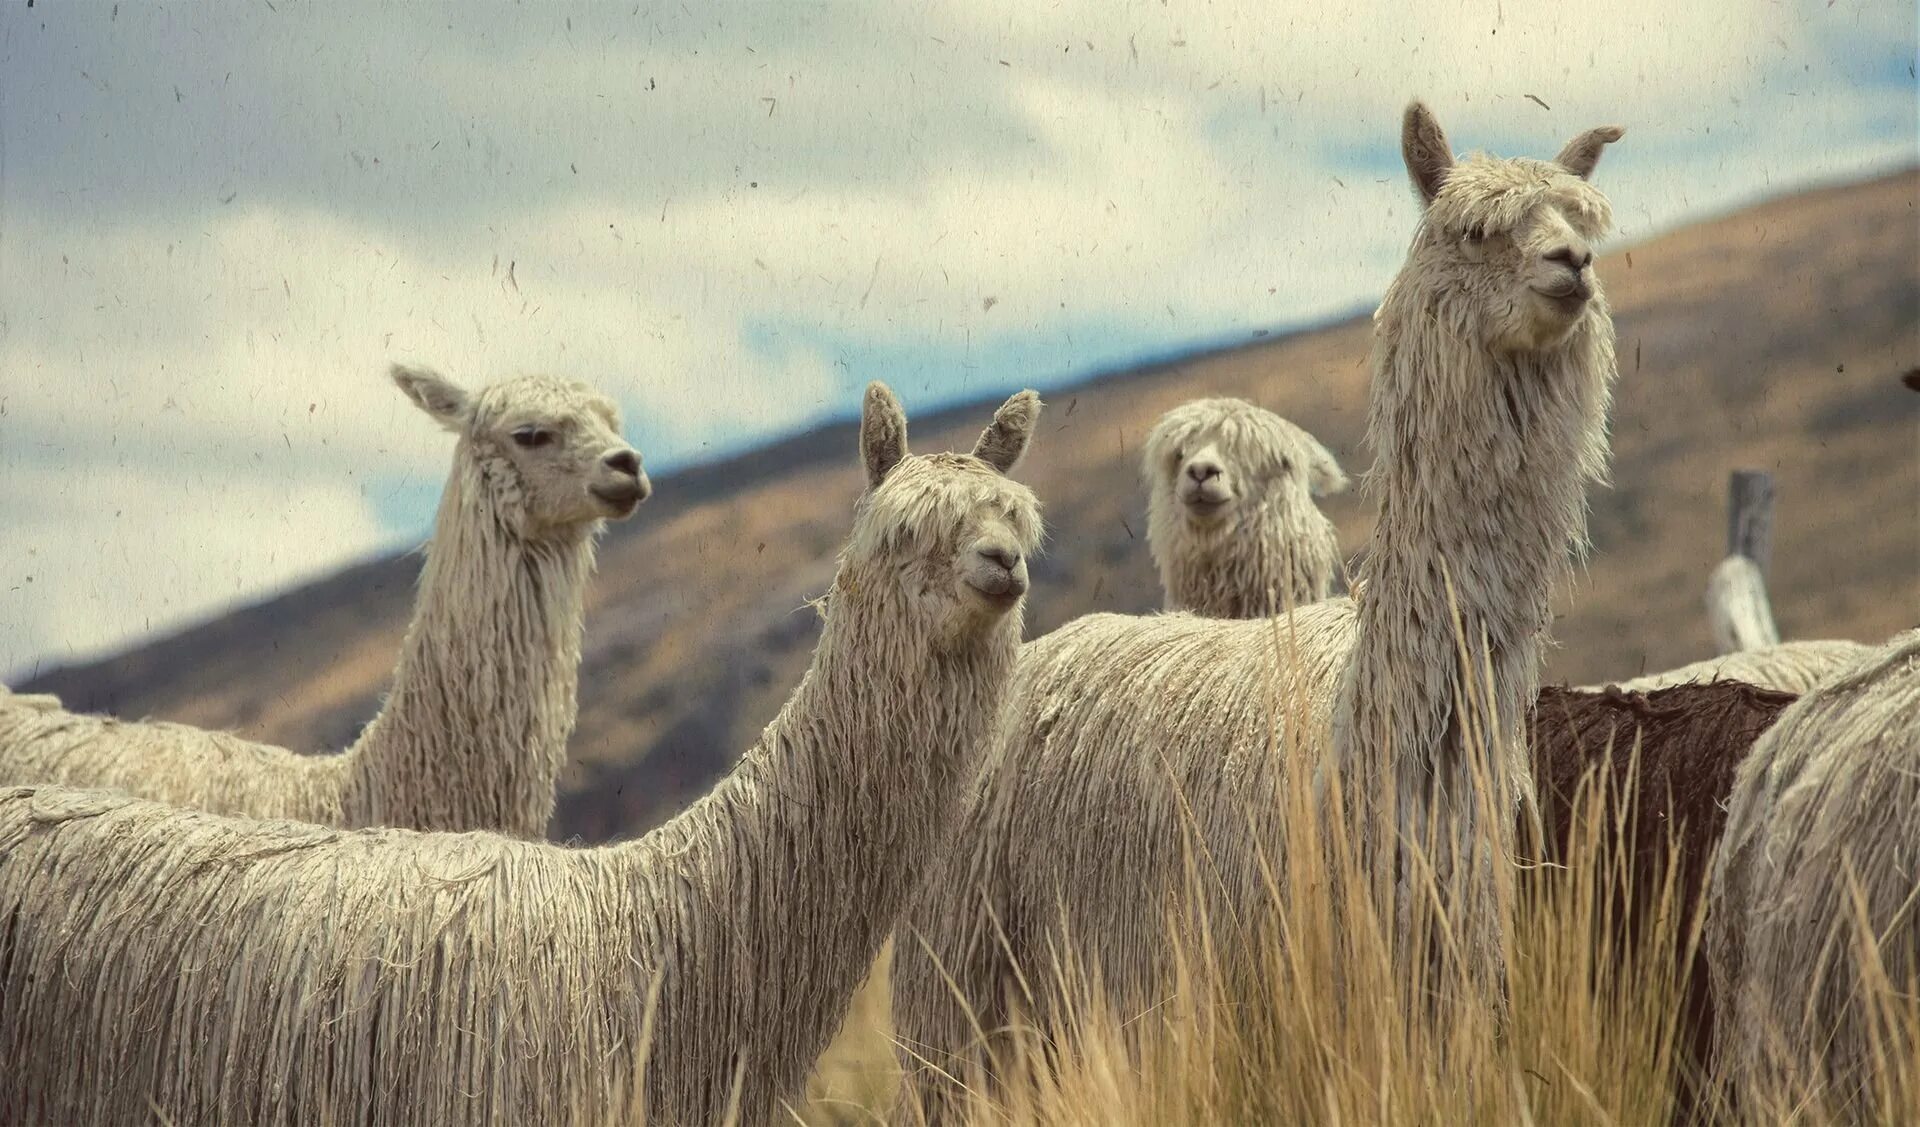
792 713 1919 1127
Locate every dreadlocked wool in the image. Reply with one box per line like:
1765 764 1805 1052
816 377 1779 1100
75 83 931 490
0 383 1044 1127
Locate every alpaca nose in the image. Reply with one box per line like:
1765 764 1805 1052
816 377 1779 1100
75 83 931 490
1544 245 1592 273
976 545 1022 573
1186 461 1222 484
603 449 642 478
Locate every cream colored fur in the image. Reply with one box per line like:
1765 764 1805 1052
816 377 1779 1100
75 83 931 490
893 101 1625 1121
1143 397 1347 617
1585 639 1874 696
0 383 1045 1126
0 366 646 837
1708 629 1920 1116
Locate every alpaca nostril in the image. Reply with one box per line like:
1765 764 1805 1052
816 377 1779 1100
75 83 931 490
977 546 1021 572
603 449 641 478
1544 246 1592 272
1186 462 1222 484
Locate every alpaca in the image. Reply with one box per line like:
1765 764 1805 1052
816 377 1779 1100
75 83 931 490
1587 640 1874 696
893 101 1625 1119
0 382 1044 1127
0 364 646 837
1708 629 1920 1116
1142 397 1348 616
1529 680 1798 1114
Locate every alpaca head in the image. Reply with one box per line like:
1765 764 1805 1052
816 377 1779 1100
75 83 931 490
1398 100 1623 353
844 381 1044 647
391 364 650 539
1143 398 1347 533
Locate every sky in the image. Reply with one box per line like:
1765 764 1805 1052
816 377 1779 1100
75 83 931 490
2 0 1915 678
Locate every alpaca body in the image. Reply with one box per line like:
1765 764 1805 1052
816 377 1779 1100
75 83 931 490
0 368 643 836
1709 629 1920 1116
1142 398 1348 616
0 384 1045 1126
894 104 1625 1119
1588 639 1872 696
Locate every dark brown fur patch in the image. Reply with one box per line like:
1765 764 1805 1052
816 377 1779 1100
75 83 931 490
1528 681 1798 1117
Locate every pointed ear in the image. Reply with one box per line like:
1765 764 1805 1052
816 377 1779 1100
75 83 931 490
1401 100 1455 206
1305 438 1350 497
391 364 471 431
1554 124 1625 180
973 389 1042 475
860 381 909 488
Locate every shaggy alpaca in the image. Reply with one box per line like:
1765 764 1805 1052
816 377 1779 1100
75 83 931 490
0 383 1044 1127
893 101 1624 1120
1530 681 1798 1112
1708 629 1920 1115
0 365 646 837
1142 397 1348 616
1588 640 1873 696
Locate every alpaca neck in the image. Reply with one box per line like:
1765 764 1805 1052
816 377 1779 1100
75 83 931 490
1341 287 1616 795
1160 504 1337 618
345 463 595 836
617 566 1018 1123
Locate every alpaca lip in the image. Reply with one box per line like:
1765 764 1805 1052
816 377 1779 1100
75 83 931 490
1532 280 1592 313
966 574 1027 608
590 482 648 515
1181 493 1231 519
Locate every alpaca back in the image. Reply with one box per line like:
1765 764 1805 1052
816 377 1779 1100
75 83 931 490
1592 639 1873 695
893 600 1356 1113
0 785 643 1125
0 703 347 823
1709 630 1920 1115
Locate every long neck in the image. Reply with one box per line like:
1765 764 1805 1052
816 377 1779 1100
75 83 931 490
619 566 1018 1126
345 460 596 837
1339 280 1616 801
1156 502 1341 618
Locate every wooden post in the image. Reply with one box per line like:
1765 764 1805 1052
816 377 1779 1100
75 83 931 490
1727 469 1773 576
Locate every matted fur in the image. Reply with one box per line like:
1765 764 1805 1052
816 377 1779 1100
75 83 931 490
1531 681 1797 1106
893 101 1624 1120
0 383 1044 1126
1142 397 1348 617
1588 639 1873 696
0 366 645 837
1708 629 1920 1115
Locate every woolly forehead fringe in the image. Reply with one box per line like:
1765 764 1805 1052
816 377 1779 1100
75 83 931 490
1142 401 1327 478
848 454 1044 561
471 374 622 430
1427 156 1614 241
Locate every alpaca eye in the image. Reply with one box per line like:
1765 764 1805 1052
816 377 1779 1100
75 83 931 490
1464 224 1487 243
511 426 552 449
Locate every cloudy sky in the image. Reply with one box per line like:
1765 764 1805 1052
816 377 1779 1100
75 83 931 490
2 1 1913 677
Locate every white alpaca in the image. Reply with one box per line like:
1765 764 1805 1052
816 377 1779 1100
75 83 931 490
1590 639 1874 696
1706 554 1779 654
0 365 647 837
1143 397 1348 616
0 382 1044 1127
1708 629 1920 1116
893 101 1625 1120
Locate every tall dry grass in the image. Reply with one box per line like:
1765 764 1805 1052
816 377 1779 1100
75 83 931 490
791 674 1917 1127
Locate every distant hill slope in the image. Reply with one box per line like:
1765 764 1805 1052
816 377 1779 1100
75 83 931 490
22 170 1919 842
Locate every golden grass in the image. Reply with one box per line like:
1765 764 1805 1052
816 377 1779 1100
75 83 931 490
792 715 1919 1127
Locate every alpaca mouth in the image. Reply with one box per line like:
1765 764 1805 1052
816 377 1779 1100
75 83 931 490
1531 281 1591 315
591 480 650 517
1181 493 1232 520
966 574 1027 609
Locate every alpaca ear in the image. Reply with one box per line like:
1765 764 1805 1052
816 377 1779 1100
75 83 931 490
861 381 909 488
1305 440 1350 497
391 364 472 431
1554 125 1626 180
973 389 1042 475
1401 100 1455 206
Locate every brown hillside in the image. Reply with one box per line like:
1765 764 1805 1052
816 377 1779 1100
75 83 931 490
23 170 1919 842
